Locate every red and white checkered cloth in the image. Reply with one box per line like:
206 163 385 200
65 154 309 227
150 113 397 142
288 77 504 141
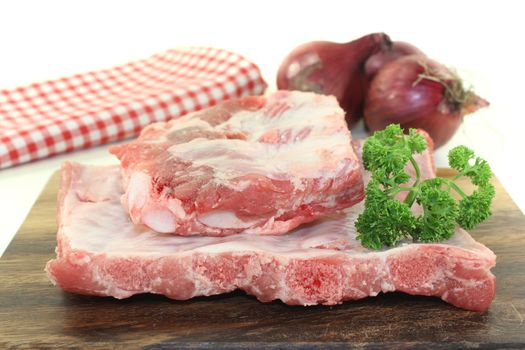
0 47 267 169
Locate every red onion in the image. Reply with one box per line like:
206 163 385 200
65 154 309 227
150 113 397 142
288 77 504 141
276 33 391 127
365 41 424 78
364 55 489 148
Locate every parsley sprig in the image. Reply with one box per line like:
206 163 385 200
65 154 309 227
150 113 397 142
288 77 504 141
356 124 495 250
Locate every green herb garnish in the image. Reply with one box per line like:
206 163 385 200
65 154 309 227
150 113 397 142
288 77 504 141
356 124 495 250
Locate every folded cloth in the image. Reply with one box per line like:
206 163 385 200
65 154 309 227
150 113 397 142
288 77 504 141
0 47 267 169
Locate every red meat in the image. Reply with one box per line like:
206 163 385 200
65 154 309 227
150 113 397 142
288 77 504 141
46 156 495 311
110 91 364 236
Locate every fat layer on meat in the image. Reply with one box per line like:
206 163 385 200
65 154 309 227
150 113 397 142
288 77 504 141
110 91 364 236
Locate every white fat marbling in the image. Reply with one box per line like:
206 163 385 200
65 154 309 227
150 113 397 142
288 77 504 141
198 210 258 229
63 163 494 260
166 92 357 180
142 207 177 233
127 172 150 211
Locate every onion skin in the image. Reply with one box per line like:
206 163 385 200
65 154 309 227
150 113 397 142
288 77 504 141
364 55 489 148
276 33 390 127
365 41 424 79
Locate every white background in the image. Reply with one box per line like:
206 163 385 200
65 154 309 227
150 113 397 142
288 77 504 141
0 0 524 256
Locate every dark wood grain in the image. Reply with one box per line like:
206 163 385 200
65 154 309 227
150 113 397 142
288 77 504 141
1 169 524 349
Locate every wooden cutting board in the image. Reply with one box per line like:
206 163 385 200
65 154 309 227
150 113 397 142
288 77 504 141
1 169 524 349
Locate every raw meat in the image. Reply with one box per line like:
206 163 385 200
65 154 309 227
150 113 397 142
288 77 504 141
109 91 364 236
46 158 496 311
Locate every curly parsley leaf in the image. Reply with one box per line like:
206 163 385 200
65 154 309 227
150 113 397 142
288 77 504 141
448 145 495 229
458 185 495 229
448 145 492 186
356 124 495 250
356 178 417 250
413 178 459 242
362 124 426 180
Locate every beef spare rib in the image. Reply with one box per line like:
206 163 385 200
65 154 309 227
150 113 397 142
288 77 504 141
45 156 496 311
109 91 364 236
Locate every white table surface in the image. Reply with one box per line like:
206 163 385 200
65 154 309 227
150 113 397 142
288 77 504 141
1 1 524 257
